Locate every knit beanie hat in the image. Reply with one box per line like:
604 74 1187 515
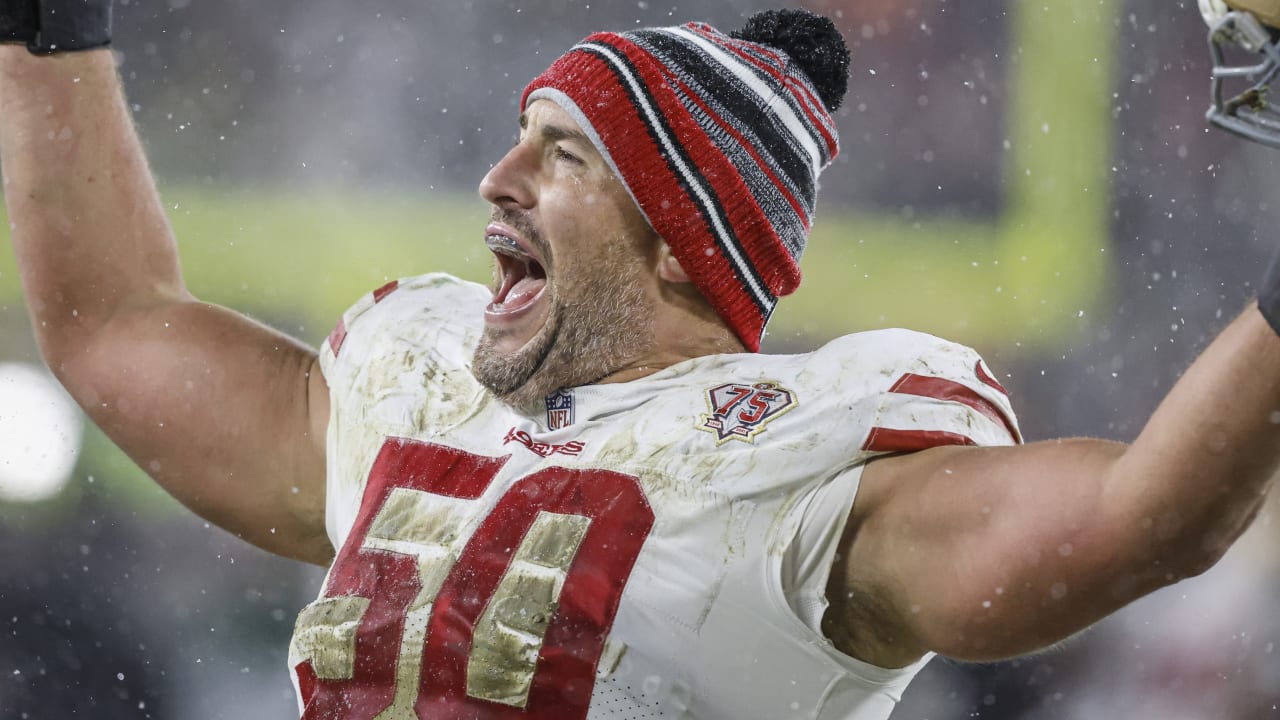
522 9 850 352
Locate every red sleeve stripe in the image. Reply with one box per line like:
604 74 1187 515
862 427 977 453
327 280 402 358
326 316 348 357
372 279 401 303
888 373 1021 444
974 360 1010 397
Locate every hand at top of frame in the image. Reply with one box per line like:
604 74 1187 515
0 0 110 54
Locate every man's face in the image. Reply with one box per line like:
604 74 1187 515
472 100 660 407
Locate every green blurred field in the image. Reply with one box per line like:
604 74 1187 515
0 184 1108 350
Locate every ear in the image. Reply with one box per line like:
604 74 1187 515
656 244 692 283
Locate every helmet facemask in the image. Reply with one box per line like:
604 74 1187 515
1206 8 1280 147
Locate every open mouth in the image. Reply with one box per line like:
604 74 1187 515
485 226 547 317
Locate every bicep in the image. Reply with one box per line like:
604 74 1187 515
834 438 1145 664
56 298 333 565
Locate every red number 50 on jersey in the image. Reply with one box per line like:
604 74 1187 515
290 438 655 719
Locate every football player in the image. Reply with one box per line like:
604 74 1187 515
4 2 1280 719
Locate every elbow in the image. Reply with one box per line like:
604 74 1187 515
1171 544 1227 582
28 312 123 412
32 325 94 389
1172 488 1266 581
1108 465 1265 588
25 279 191 371
1104 515 1237 598
30 287 188 386
25 294 103 382
32 334 76 386
1180 514 1254 579
33 337 99 414
1139 520 1243 588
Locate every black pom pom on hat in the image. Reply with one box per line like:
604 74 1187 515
731 8 851 112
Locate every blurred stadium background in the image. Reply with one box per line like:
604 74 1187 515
3 0 1280 717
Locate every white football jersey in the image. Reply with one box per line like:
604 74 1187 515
288 273 1021 720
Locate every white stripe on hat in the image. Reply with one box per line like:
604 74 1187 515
578 40 773 312
668 25 823 179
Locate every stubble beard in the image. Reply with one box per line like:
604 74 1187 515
472 253 655 408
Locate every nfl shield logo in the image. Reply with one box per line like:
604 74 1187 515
545 388 575 430
699 381 797 444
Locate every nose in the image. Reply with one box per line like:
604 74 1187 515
479 142 536 210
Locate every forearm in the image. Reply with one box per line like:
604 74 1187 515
0 44 331 563
1108 305 1280 573
0 46 187 363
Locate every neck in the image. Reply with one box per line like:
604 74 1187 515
587 272 749 387
593 364 664 385
592 328 746 386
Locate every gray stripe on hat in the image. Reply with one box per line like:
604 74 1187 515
668 25 823 178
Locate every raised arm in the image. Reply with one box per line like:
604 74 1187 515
0 47 332 564
828 306 1280 667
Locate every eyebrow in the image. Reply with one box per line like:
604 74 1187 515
518 113 592 147
541 124 592 146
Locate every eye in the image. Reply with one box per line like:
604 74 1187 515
554 146 583 165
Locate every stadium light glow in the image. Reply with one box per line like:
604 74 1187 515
0 362 83 502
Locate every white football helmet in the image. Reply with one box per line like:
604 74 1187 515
1204 0 1280 146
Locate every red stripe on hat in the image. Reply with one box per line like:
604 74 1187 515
688 24 838 159
889 373 1020 444
862 427 977 453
